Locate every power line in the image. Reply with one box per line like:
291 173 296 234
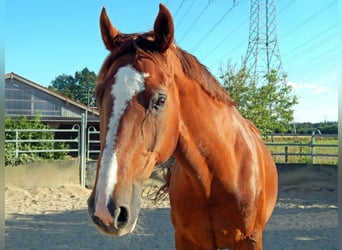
282 25 337 60
287 59 338 99
173 0 187 19
209 37 247 68
177 1 213 44
190 1 240 52
284 45 337 74
297 83 338 103
277 0 296 16
208 0 296 68
175 0 197 30
280 0 336 40
288 47 337 75
210 0 296 65
290 59 339 84
202 17 249 61
292 80 338 98
244 0 284 84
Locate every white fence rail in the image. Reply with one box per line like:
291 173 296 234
5 121 338 187
5 114 88 187
5 127 80 157
263 133 338 165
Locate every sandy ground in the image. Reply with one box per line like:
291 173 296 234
5 165 338 250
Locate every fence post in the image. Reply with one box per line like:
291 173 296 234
310 133 315 164
311 129 321 165
80 114 86 187
285 146 288 163
15 130 19 160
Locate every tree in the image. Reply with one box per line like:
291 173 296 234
219 62 298 134
295 122 338 135
49 67 96 106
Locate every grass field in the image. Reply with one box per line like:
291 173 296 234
263 134 338 165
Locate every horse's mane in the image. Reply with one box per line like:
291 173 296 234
174 47 236 106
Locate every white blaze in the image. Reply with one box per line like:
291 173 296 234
94 65 148 224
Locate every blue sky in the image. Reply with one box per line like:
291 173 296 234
5 0 339 123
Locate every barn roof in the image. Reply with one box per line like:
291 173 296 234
5 72 99 114
5 72 99 126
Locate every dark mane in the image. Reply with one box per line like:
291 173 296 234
175 47 236 106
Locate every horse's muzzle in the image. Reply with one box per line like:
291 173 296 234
87 195 137 236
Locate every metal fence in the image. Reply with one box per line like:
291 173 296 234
87 126 100 159
5 120 338 187
5 114 89 187
82 131 339 165
5 126 80 157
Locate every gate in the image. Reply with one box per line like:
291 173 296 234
4 114 101 187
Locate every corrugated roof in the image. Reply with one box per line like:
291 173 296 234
5 72 99 116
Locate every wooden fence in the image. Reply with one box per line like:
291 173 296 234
263 133 338 165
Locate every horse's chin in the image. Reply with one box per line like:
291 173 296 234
97 219 138 236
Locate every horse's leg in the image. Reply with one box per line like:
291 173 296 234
174 232 196 250
174 231 214 250
234 230 263 250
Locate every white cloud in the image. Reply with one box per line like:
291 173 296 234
287 80 338 122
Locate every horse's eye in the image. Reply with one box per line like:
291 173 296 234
152 94 167 111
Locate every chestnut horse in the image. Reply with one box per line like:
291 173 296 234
88 4 278 249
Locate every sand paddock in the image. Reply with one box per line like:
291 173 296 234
5 165 337 249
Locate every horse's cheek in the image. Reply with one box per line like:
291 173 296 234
157 112 179 161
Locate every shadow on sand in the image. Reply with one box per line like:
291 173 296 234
6 165 338 249
6 208 174 250
6 201 337 250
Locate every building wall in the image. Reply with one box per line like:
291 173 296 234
5 73 99 129
6 78 62 117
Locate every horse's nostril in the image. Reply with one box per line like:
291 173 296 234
111 206 129 229
106 198 130 229
117 206 129 225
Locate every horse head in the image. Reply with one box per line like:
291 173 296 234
87 4 180 236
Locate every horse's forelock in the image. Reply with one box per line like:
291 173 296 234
96 32 170 95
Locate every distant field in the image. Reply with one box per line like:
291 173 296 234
263 135 338 165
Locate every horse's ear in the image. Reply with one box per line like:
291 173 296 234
153 4 174 52
100 7 120 51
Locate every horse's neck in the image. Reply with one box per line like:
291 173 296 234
176 75 241 142
174 77 243 189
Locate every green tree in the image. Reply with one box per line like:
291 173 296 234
219 62 298 134
49 67 96 106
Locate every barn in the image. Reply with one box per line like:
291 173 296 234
5 72 99 129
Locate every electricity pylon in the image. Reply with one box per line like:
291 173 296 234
244 0 284 84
